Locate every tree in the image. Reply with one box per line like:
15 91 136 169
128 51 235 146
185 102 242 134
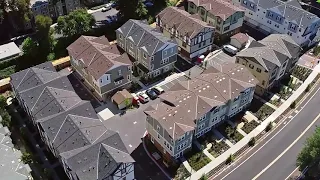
200 174 208 180
297 127 320 172
0 95 7 109
21 152 33 164
21 37 38 56
0 111 11 128
226 154 235 164
266 122 273 132
116 0 148 20
56 9 95 38
35 15 55 60
290 101 296 109
305 84 311 92
248 137 256 147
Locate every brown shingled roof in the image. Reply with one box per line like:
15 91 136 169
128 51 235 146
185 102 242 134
231 33 249 45
67 36 132 80
157 6 213 38
145 63 257 140
188 0 244 20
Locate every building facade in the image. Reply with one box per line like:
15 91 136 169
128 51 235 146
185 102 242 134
10 62 135 180
67 36 133 101
156 7 215 59
144 62 257 163
236 34 301 95
48 0 81 17
31 1 50 17
232 0 320 47
116 19 178 78
187 0 245 42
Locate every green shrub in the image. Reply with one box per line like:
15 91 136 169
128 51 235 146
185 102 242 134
248 137 256 147
226 154 235 164
266 122 273 132
290 101 296 109
305 84 311 92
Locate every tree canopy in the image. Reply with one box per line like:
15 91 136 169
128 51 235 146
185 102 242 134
55 9 95 37
22 37 38 56
297 127 320 171
116 0 147 20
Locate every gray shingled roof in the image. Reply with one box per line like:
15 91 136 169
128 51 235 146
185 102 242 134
10 62 134 180
157 7 214 38
117 19 176 56
237 34 301 71
251 0 319 28
67 36 132 80
0 123 31 180
145 63 257 139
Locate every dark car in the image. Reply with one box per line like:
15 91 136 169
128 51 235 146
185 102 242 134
146 89 158 100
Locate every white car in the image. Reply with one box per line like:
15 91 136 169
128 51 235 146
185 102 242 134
138 92 149 103
222 45 238 55
152 86 165 95
101 4 112 12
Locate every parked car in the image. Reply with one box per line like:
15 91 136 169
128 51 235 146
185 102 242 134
131 93 140 107
101 3 112 12
146 89 158 100
152 86 165 95
138 92 149 103
222 45 238 55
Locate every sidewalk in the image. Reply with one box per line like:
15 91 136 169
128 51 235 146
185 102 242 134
187 64 320 179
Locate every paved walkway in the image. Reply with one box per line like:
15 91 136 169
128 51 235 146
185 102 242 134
181 156 194 174
186 64 320 179
237 128 248 137
203 148 216 161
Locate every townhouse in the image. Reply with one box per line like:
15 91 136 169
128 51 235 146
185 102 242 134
48 0 81 17
67 36 132 101
116 19 178 78
144 62 258 163
31 1 50 17
236 34 301 96
187 0 245 41
232 0 320 47
156 7 215 59
10 62 135 180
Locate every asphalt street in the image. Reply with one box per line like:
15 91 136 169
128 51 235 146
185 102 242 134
213 82 320 180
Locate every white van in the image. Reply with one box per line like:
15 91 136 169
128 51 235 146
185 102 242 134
223 45 238 55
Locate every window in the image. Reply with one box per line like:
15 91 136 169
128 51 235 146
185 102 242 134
130 42 133 48
151 136 154 143
224 26 230 31
164 141 167 146
262 80 265 85
157 125 160 132
161 58 169 65
164 50 167 56
119 34 122 40
151 64 154 70
114 80 122 85
250 3 254 8
143 52 147 59
151 56 154 61
256 68 261 73
127 75 131 80
199 114 206 122
249 64 254 69
171 47 174 53
157 133 160 139
243 0 247 5
118 69 122 75
121 168 126 175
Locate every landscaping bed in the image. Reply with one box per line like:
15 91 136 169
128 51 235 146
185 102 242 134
208 141 230 157
173 164 191 180
292 65 312 82
249 98 275 121
218 123 244 144
270 85 293 100
185 150 211 171
241 120 260 134
268 98 282 107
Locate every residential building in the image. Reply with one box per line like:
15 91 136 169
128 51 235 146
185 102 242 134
31 0 50 17
48 0 81 17
156 7 215 59
232 0 320 47
230 33 249 49
0 123 32 180
187 0 245 41
236 34 301 95
10 62 135 180
111 89 133 109
116 19 178 78
67 36 132 101
144 62 258 163
0 42 22 61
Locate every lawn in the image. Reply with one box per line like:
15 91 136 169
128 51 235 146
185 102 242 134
208 141 230 157
241 120 260 134
185 150 211 171
173 164 191 180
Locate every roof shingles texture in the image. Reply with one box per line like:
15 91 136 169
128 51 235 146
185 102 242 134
237 34 301 71
145 62 257 140
10 62 134 180
67 36 132 80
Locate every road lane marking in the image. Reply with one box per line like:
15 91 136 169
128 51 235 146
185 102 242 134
284 167 299 180
252 113 320 180
216 86 320 180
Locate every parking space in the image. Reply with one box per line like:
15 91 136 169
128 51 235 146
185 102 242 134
67 73 101 108
207 50 236 67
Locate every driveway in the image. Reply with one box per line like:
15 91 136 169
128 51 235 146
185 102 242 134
92 8 118 23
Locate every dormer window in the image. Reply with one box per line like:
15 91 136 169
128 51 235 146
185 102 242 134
184 36 187 43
